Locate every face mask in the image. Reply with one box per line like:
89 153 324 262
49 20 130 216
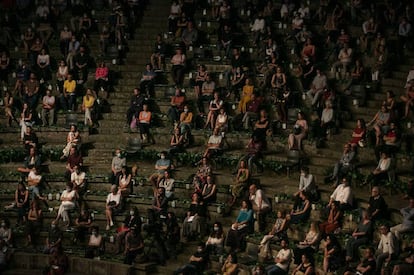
116 153 121 157
300 173 305 177
0 223 4 227
213 227 219 232
92 231 97 236
130 211 134 216
184 108 188 112
51 225 56 229
197 248 203 253
160 155 165 159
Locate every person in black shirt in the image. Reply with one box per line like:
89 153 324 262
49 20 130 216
116 207 142 254
126 88 144 126
367 186 388 222
123 226 144 265
22 126 38 152
174 242 209 275
344 247 376 275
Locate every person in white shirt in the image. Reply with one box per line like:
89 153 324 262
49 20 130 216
376 225 398 273
332 43 353 73
294 166 318 202
307 69 327 106
203 128 223 159
55 182 77 227
105 185 121 230
71 165 86 194
391 198 414 240
320 101 335 137
249 184 270 232
364 152 391 186
251 13 265 46
265 239 292 274
158 170 175 199
329 177 353 211
41 89 55 126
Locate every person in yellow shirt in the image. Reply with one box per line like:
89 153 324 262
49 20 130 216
63 74 77 111
82 89 95 126
238 78 254 114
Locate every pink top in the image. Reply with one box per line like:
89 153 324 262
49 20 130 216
95 67 108 79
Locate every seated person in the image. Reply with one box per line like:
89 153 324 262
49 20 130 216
290 191 312 224
149 151 172 187
230 160 250 206
221 253 238 275
201 175 217 204
123 226 144 265
158 171 175 199
243 134 264 173
259 210 289 260
27 167 46 201
307 69 327 107
65 146 83 180
26 199 42 248
376 224 398 273
225 200 253 252
61 124 81 159
323 234 344 273
292 253 315 275
320 101 335 137
116 207 141 254
22 126 38 152
55 182 77 228
326 143 356 186
391 198 414 240
392 238 414 275
192 157 212 194
242 93 262 130
85 226 104 259
93 61 109 98
138 104 154 144
328 177 353 211
367 186 388 222
47 246 68 275
111 148 126 185
374 122 400 161
203 128 223 159
178 105 193 137
204 91 223 130
215 107 228 134
367 105 391 146
197 75 215 114
293 222 320 265
344 247 376 275
44 221 62 254
295 166 318 203
17 147 41 174
320 201 343 236
168 127 185 156
288 111 308 151
105 185 122 230
148 187 168 225
74 209 92 243
140 64 156 98
0 220 12 247
363 152 391 186
345 210 373 262
71 165 86 196
182 193 208 241
174 242 209 275
206 222 225 256
167 88 185 124
118 166 132 197
265 239 293 275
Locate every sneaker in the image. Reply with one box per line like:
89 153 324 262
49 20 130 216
106 224 110 230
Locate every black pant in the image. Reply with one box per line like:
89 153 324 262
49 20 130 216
123 247 143 265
